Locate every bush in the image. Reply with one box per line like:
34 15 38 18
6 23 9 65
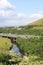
17 37 43 56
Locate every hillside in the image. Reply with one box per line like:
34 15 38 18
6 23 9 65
29 18 43 25
19 18 43 35
0 19 43 65
18 18 43 35
0 18 43 35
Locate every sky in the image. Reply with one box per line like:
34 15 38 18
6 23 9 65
0 0 43 27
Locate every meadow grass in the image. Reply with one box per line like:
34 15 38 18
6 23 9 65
0 37 43 65
0 37 12 55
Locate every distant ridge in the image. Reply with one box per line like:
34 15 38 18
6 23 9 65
29 18 43 25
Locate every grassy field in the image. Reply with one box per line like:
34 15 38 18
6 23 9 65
0 37 43 65
0 37 12 50
0 37 12 60
29 18 43 25
19 55 43 65
0 37 11 47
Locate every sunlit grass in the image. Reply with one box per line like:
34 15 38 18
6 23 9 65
0 37 12 51
0 37 43 65
32 27 43 30
30 18 43 25
19 55 43 65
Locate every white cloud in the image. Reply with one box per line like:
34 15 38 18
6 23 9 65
0 0 13 9
16 13 43 20
0 13 43 27
0 0 43 27
16 13 27 18
0 0 15 17
0 10 15 17
30 13 43 18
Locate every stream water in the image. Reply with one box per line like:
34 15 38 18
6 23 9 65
10 44 22 57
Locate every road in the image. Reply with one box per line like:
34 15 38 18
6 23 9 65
0 33 43 39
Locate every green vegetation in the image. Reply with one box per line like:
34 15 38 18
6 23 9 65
0 37 21 65
0 18 43 65
17 37 43 56
29 18 43 25
0 37 12 50
0 18 43 35
0 37 43 65
0 37 11 65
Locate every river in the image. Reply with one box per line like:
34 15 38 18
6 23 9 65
10 44 22 57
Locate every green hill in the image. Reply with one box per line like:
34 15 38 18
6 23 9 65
20 18 43 35
0 18 43 35
30 18 43 25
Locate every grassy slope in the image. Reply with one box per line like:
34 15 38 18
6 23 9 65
0 37 12 52
19 18 43 35
29 18 43 25
0 37 43 65
0 18 43 35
